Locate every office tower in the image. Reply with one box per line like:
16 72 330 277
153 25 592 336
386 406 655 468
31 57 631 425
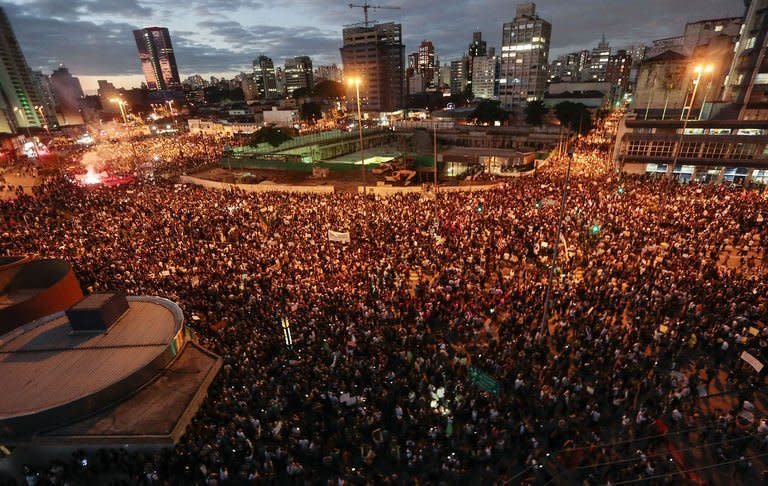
32 72 57 128
450 58 469 96
340 21 404 111
468 31 488 58
0 6 45 133
253 55 279 99
285 56 313 95
499 2 551 107
472 55 498 99
606 50 632 92
50 65 84 124
408 52 419 71
467 31 488 91
587 35 611 82
133 27 180 91
314 64 342 84
417 40 436 90
241 74 258 101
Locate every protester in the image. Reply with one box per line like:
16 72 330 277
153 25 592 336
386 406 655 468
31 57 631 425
1 121 767 484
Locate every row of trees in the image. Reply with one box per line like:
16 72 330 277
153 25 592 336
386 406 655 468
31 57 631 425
471 99 594 135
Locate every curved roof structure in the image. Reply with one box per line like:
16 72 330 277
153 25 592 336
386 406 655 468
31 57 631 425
0 296 185 438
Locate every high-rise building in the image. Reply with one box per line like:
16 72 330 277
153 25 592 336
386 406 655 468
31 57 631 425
606 50 632 92
723 1 768 118
50 65 85 125
468 31 488 58
450 58 469 96
417 40 436 90
241 74 258 101
340 21 404 112
587 35 611 82
314 64 342 84
31 72 57 128
467 31 488 92
472 55 498 100
438 64 451 90
285 56 313 95
133 27 181 91
408 52 419 71
253 55 279 99
499 2 552 107
0 6 45 133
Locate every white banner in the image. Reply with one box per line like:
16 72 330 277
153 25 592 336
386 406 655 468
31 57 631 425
328 230 351 243
741 351 764 373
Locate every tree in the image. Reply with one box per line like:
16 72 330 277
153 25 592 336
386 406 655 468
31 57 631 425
291 87 312 100
313 80 345 99
249 126 293 147
472 100 508 124
300 102 323 123
524 100 547 126
554 101 593 135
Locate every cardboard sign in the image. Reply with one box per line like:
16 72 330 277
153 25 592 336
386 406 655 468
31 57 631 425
741 351 764 373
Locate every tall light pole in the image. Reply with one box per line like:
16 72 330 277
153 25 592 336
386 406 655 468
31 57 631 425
347 77 365 191
698 65 716 121
671 63 713 172
110 98 128 125
34 106 49 133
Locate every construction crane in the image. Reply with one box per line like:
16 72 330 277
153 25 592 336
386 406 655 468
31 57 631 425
349 2 400 27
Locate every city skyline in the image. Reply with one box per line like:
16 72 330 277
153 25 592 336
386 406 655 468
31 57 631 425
2 0 745 92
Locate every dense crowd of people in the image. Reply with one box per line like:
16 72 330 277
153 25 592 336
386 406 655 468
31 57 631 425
1 124 768 484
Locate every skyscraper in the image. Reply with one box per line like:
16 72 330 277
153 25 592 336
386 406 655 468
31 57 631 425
587 35 611 82
133 27 181 91
450 58 469 96
253 55 279 99
340 21 404 112
472 55 498 100
50 65 85 125
499 2 551 107
285 56 313 95
417 40 436 90
0 6 45 133
467 31 488 92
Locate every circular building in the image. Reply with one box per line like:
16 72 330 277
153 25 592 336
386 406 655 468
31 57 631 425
0 294 221 449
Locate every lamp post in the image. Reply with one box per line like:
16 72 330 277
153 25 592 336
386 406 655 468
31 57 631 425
34 105 49 134
347 77 365 191
110 98 128 125
671 64 713 173
698 65 716 121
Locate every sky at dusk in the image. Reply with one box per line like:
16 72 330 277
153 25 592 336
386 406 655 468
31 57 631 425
2 0 746 93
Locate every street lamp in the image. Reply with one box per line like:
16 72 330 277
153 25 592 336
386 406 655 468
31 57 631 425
697 64 716 121
671 63 713 172
110 98 128 125
347 76 365 191
34 105 49 133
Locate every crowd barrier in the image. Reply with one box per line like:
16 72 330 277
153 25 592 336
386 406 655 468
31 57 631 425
179 176 335 194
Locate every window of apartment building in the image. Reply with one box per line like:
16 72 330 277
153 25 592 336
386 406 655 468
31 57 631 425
731 143 756 159
679 141 699 158
648 141 674 157
701 141 727 158
627 141 648 156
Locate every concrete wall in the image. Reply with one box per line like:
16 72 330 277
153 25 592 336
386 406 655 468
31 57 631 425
179 175 334 194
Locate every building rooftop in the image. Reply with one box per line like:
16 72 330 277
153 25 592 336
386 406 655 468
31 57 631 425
0 296 184 438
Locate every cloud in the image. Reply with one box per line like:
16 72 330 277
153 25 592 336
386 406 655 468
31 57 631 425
2 0 747 85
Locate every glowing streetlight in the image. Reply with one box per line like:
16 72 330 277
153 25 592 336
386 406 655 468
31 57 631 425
672 63 714 170
110 98 128 124
696 64 715 121
34 105 49 133
347 76 365 190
